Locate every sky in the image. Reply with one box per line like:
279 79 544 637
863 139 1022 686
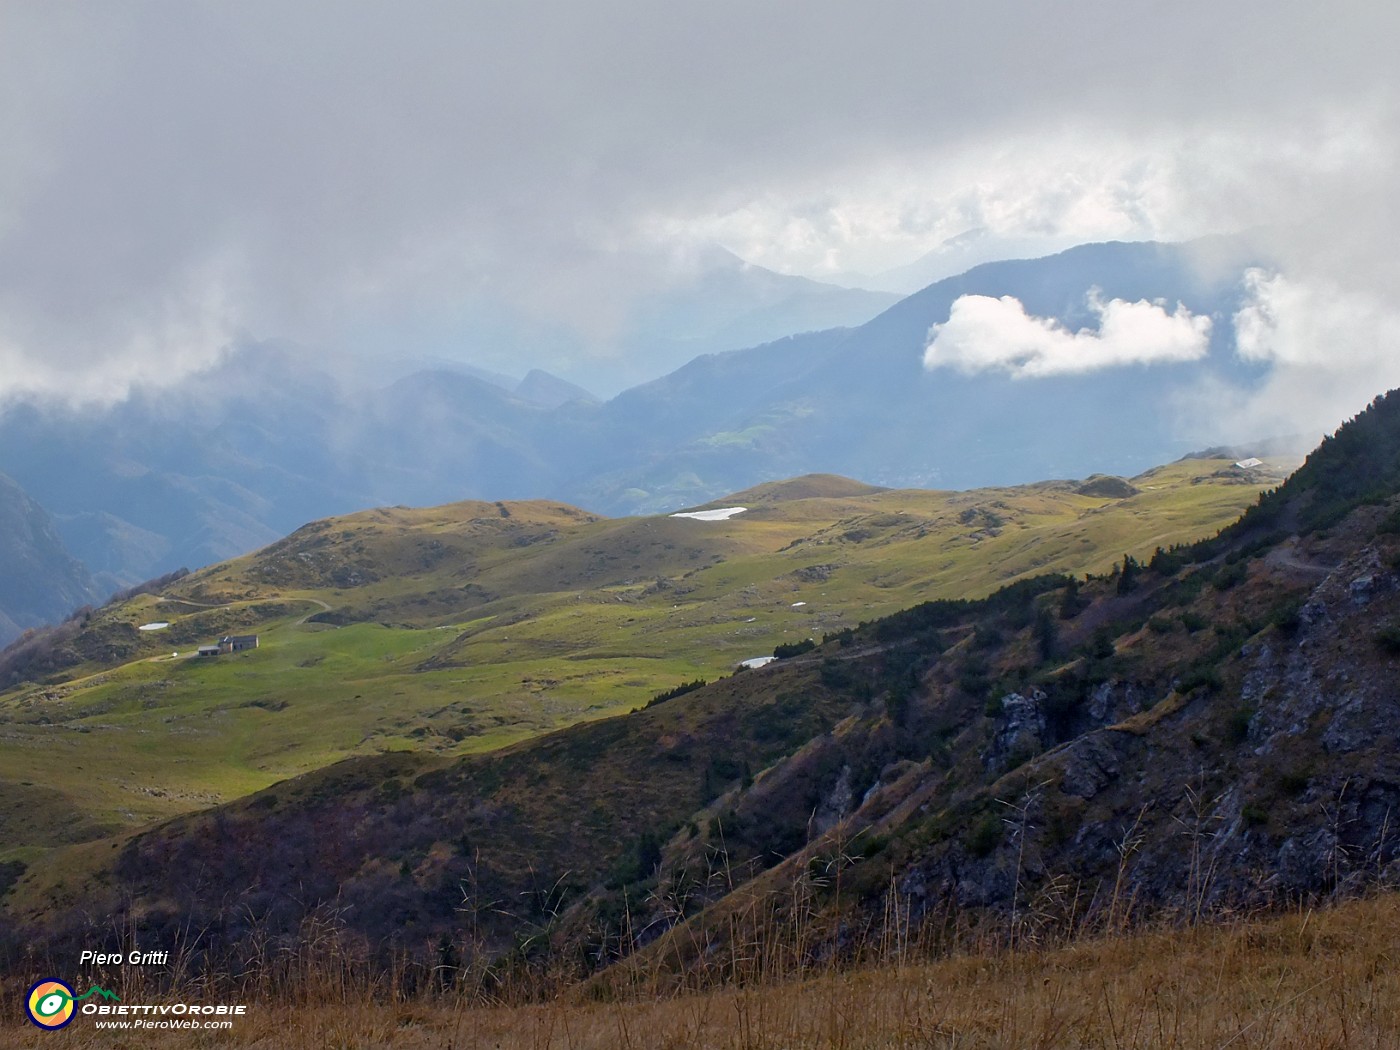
0 1 1397 437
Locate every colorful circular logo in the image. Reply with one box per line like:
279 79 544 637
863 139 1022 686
26 979 76 1030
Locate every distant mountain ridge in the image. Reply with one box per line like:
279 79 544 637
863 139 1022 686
562 237 1272 510
0 238 1274 608
0 474 100 646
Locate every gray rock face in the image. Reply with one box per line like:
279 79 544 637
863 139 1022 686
984 690 1047 775
1059 733 1125 800
809 764 854 838
888 529 1400 931
1087 680 1145 725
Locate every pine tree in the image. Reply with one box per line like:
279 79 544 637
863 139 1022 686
1059 577 1085 619
1117 554 1140 594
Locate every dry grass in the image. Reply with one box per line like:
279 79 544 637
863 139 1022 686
11 892 1400 1049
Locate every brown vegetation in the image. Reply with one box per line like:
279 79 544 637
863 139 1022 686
8 891 1399 1048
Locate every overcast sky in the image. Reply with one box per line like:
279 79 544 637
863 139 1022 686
1 1 1397 433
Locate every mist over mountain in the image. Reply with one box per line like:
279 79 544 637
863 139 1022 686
0 475 100 647
398 247 901 397
834 229 1087 294
0 239 1283 623
591 247 901 392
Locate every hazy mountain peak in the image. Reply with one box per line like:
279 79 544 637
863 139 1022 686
515 369 599 409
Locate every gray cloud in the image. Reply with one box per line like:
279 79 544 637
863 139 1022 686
0 2 1397 420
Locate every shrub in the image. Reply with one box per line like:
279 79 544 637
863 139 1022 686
819 659 858 690
1225 705 1255 745
0 859 26 898
1374 623 1400 655
1087 629 1116 660
646 678 707 708
1270 600 1304 637
966 815 1003 858
1212 561 1249 591
1379 506 1400 535
1177 662 1223 696
959 655 991 698
1059 577 1088 619
1147 615 1175 635
972 624 1004 650
1278 769 1311 796
1180 611 1209 633
773 639 816 659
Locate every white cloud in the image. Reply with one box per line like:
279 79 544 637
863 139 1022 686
1234 268 1400 368
1173 269 1400 443
923 291 1212 379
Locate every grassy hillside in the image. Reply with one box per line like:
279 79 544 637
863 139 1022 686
16 378 1400 1042
8 890 1397 1047
9 373 1398 993
0 458 1282 866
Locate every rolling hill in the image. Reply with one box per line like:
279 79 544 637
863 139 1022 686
0 455 1284 870
0 440 1305 973
5 386 1399 998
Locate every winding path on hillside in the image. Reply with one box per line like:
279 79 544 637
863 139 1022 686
294 598 334 626
161 593 335 622
157 595 233 609
1263 542 1334 578
146 595 339 654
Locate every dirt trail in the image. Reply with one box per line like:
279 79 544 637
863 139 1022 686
294 598 334 626
1263 542 1333 578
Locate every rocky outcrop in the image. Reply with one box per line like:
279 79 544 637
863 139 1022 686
984 690 1047 775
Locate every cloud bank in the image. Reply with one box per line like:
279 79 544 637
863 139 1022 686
0 1 1395 426
1175 269 1400 442
923 292 1212 379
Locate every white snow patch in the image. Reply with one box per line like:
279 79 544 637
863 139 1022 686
791 601 807 607
670 507 748 522
740 656 777 669
138 622 170 631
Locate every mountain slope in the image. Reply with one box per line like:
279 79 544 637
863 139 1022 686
0 475 100 647
15 371 1400 981
604 246 901 392
514 369 598 408
0 457 1281 865
574 238 1269 513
